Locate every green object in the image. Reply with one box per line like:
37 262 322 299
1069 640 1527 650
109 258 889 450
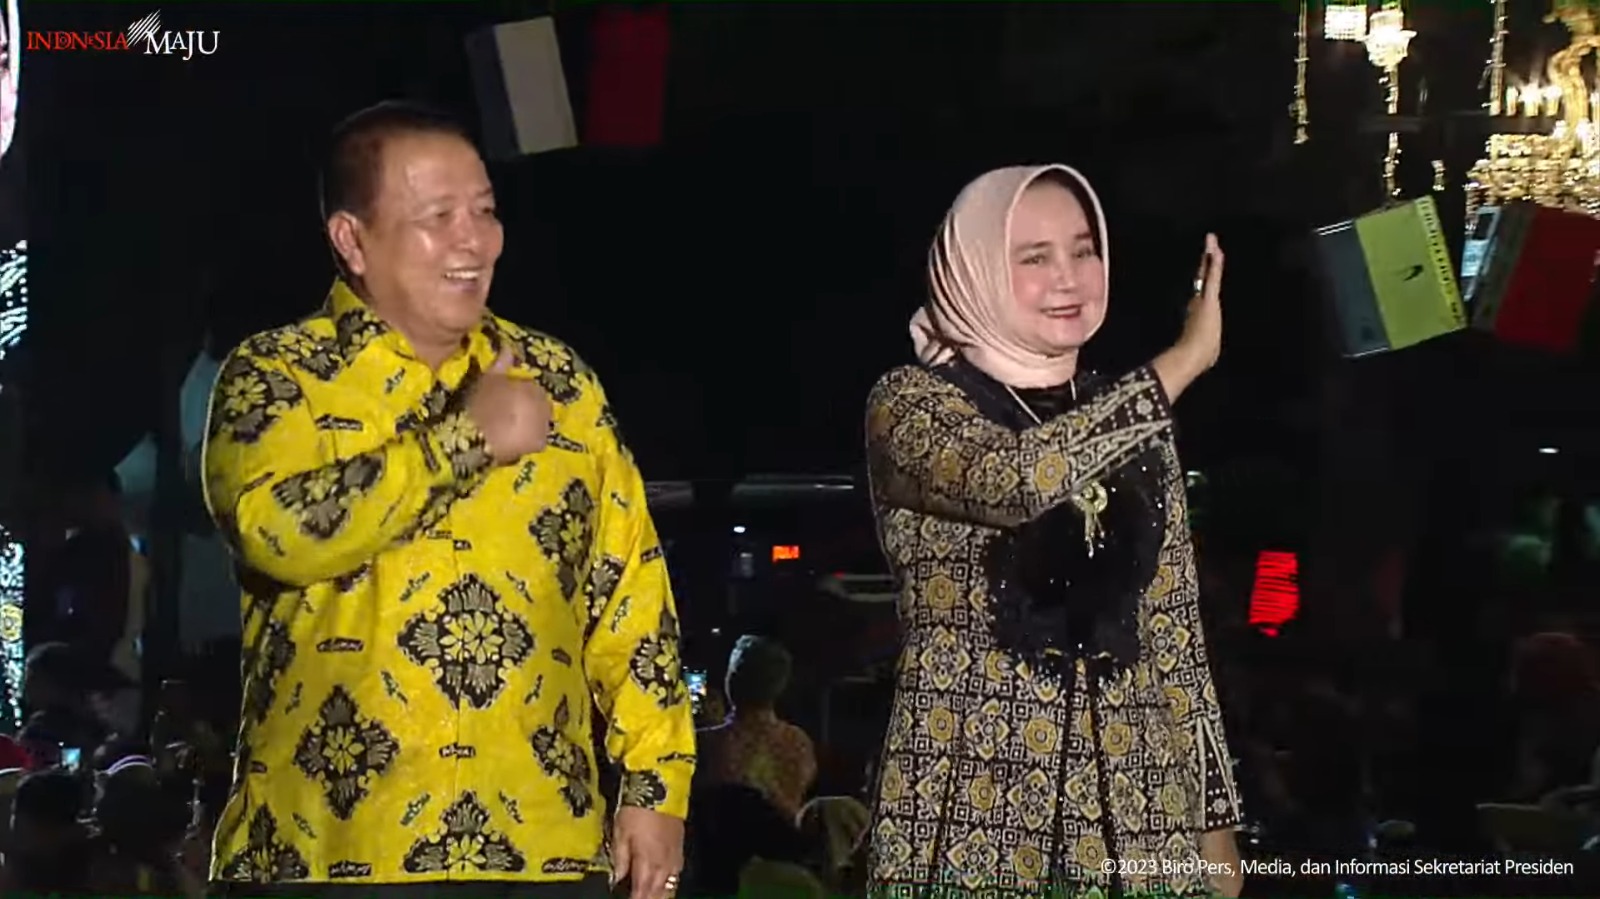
1314 197 1467 357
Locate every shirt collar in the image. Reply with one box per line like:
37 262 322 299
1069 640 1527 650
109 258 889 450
324 279 504 371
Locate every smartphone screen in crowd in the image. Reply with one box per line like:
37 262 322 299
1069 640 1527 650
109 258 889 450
685 670 708 715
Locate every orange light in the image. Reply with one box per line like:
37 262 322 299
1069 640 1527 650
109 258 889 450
771 544 801 562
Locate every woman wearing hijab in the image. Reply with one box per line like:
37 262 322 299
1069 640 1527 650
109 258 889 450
863 165 1241 898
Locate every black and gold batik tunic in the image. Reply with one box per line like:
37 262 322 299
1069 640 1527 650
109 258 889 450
202 281 695 888
863 359 1242 898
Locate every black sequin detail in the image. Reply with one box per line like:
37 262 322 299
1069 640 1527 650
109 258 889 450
937 359 1161 677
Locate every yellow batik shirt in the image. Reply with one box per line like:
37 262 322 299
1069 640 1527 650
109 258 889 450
202 281 695 887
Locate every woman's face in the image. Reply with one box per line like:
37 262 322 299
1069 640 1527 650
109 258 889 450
1006 180 1106 355
0 6 16 161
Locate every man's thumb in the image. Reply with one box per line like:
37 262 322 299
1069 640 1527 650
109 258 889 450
490 345 514 374
610 834 631 886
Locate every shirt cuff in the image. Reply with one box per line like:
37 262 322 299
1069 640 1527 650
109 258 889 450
617 766 690 820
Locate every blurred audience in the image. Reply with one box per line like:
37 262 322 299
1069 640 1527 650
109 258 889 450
3 473 1599 898
2 768 90 893
1508 632 1600 801
0 733 29 770
17 641 116 762
686 783 809 896
797 795 870 893
697 635 818 822
83 738 205 897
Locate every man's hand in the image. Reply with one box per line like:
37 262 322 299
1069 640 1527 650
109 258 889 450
1200 827 1243 898
611 806 685 899
465 346 551 464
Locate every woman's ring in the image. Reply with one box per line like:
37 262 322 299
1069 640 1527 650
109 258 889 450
664 872 680 892
1192 277 1204 294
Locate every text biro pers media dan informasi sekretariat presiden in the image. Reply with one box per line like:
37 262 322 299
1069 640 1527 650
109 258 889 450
1242 856 1576 877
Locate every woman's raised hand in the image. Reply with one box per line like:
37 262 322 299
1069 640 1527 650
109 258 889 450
1152 233 1224 403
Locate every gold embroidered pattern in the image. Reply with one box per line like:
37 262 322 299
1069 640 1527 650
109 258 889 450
863 365 1242 898
202 281 694 885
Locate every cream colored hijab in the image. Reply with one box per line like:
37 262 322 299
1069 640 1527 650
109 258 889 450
910 164 1109 387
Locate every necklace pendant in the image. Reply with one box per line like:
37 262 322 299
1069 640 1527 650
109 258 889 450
1071 480 1107 556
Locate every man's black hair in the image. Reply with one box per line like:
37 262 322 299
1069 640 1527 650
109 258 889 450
14 769 83 828
725 635 793 708
25 642 81 686
26 641 131 694
317 100 476 223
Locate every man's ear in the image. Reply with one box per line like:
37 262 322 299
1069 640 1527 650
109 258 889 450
326 211 366 277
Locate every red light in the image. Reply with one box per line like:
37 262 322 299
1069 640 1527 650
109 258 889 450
1249 550 1300 637
771 544 801 562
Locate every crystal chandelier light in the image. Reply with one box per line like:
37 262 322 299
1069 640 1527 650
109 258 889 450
1326 0 1370 41
1466 1 1600 219
1365 3 1416 69
1366 2 1416 196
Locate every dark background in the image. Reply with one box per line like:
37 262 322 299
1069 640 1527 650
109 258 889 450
9 4 1600 878
16 0 1587 502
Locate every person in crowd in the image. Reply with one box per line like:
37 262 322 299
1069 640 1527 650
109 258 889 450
29 471 145 735
696 635 816 822
797 795 870 894
0 732 31 770
201 100 692 899
2 768 91 893
1537 741 1600 850
84 738 205 898
684 783 809 898
1281 664 1366 856
17 641 117 761
1508 631 1600 801
39 475 129 644
862 165 1241 897
149 678 228 787
0 766 24 861
737 855 828 899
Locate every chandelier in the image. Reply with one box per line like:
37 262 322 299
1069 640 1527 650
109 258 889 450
1366 3 1416 196
1466 0 1600 219
1326 0 1370 41
1365 3 1416 69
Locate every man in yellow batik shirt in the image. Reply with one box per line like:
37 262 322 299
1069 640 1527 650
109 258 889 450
203 102 694 899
